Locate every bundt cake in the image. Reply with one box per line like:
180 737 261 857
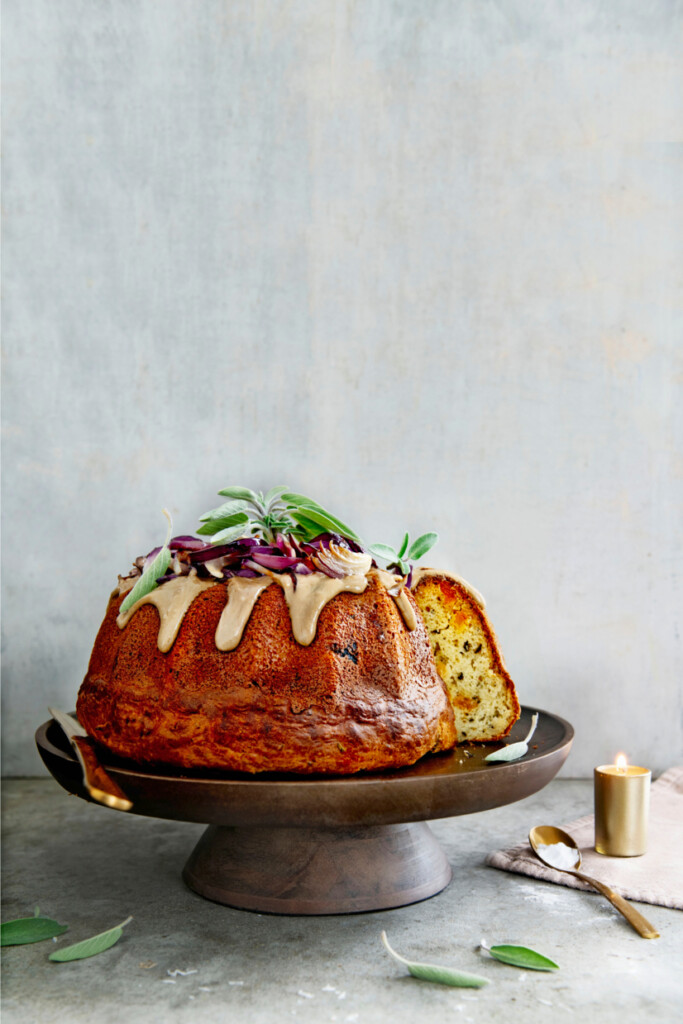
75 486 519 774
410 569 520 742
77 568 457 774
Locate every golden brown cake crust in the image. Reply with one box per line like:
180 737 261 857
411 572 520 743
77 573 457 774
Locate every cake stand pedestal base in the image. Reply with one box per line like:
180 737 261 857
182 822 452 915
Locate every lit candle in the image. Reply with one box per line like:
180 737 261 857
594 753 651 857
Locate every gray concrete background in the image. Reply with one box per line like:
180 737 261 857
2 1 682 775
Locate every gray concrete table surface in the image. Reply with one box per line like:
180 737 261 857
2 778 681 1024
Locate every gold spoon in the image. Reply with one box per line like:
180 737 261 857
529 825 659 939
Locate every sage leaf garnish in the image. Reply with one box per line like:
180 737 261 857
204 523 252 545
485 713 539 763
370 532 439 577
198 500 251 523
196 512 249 536
279 491 318 508
199 487 364 548
1 914 68 946
290 506 361 544
217 486 259 502
369 543 399 562
288 511 326 542
480 940 559 971
49 916 133 962
408 532 439 561
381 932 489 988
264 484 290 506
120 511 173 614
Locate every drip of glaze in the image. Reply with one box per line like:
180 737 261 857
116 571 215 652
215 577 273 651
271 572 368 646
374 568 418 631
116 566 420 654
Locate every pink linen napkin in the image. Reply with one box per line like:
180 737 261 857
486 766 683 910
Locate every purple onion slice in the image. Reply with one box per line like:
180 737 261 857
313 562 346 580
169 535 208 552
154 572 176 585
142 546 162 569
248 544 289 556
189 545 252 565
249 552 301 570
130 523 372 590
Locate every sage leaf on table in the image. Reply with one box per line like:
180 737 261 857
485 712 539 763
49 916 133 963
480 940 559 971
381 932 489 988
1 910 68 946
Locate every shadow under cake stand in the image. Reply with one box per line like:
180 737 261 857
36 705 572 915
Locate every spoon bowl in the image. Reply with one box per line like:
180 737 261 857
528 824 659 939
529 825 582 871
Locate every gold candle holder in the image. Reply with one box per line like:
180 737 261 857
594 755 650 857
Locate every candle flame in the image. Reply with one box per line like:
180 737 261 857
615 753 628 773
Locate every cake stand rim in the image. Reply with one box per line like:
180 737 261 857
36 705 573 828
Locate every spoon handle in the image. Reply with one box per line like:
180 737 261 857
575 870 659 939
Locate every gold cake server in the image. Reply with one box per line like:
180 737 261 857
48 707 133 812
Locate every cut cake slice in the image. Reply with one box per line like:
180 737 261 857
411 569 520 743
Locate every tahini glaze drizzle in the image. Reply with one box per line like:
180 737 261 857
116 571 216 652
374 568 418 631
273 571 368 645
215 576 273 651
116 567 418 652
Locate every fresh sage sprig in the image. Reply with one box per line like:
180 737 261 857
485 713 539 763
49 916 133 963
198 486 362 547
369 532 438 576
381 932 489 988
480 940 559 971
119 510 173 614
1 906 68 946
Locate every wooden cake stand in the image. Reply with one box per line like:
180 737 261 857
36 706 572 915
